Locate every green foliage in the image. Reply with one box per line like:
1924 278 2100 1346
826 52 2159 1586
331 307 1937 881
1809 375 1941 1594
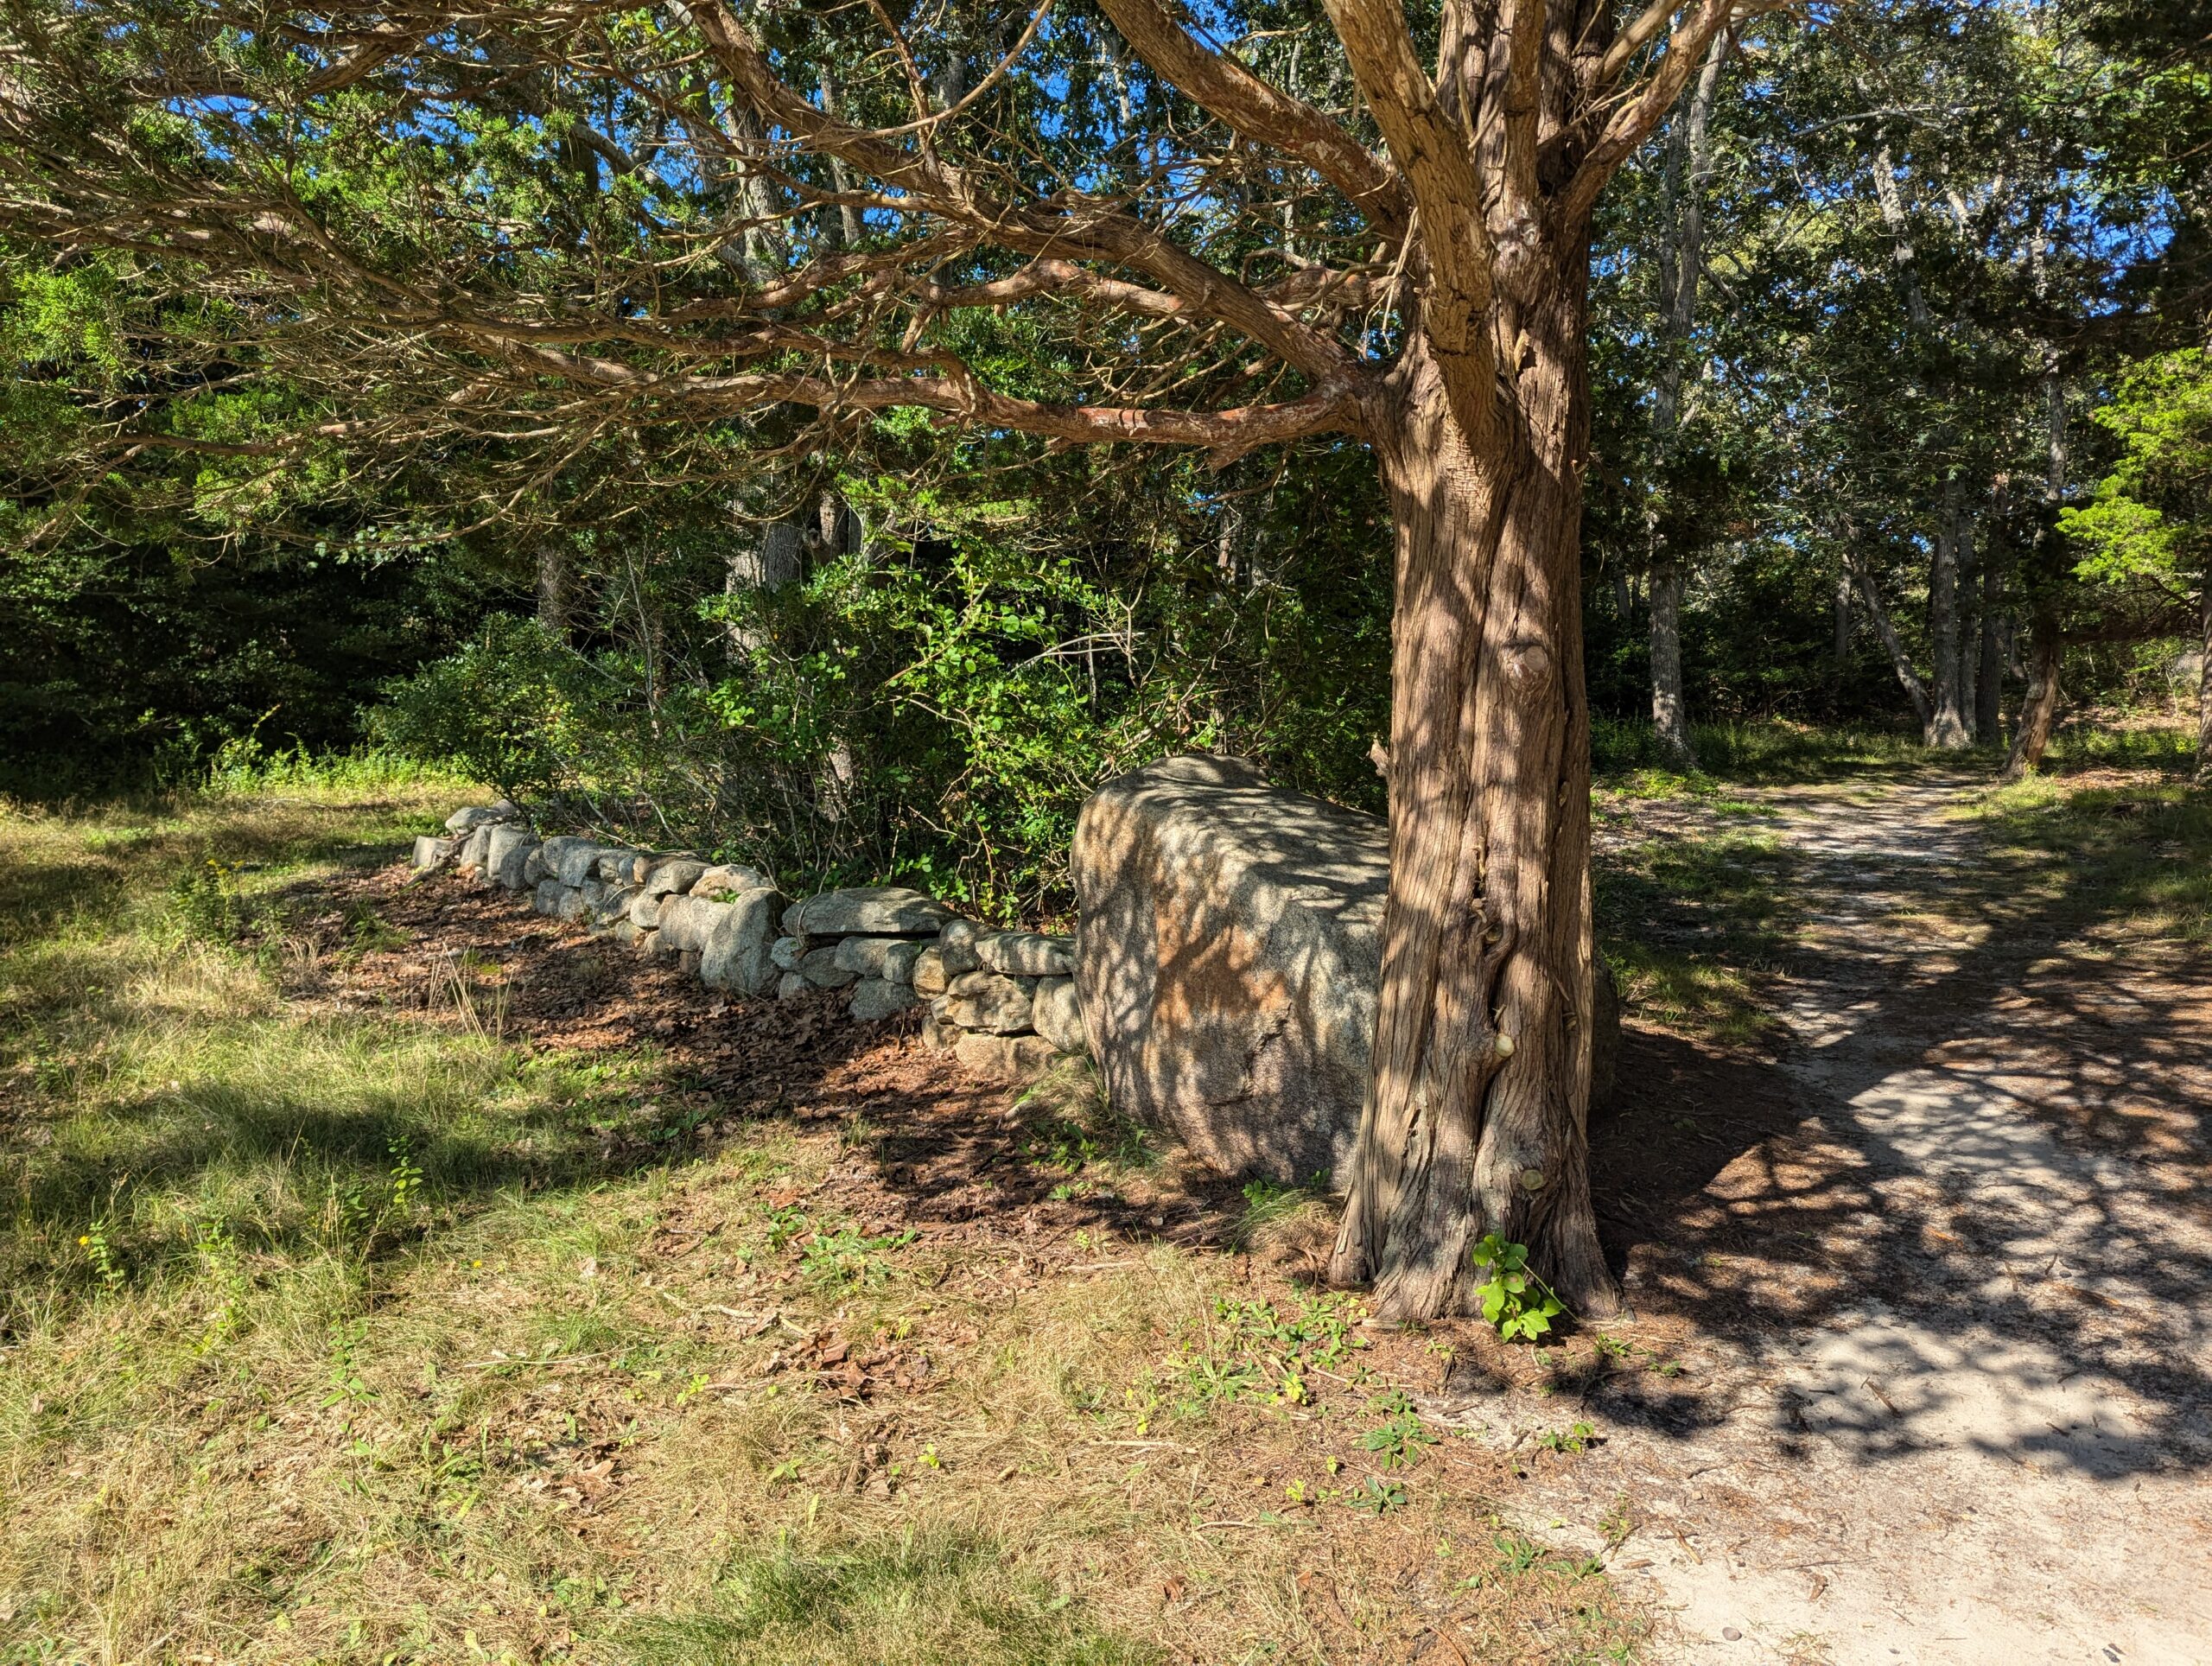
1343 1476 1409 1516
1153 1294 1370 1419
1232 1178 1318 1246
798 1224 918 1294
1471 1234 1565 1343
1536 1421 1599 1455
2063 349 2212 595
166 857 248 944
77 1219 125 1293
377 457 1392 915
1358 1391 1440 1470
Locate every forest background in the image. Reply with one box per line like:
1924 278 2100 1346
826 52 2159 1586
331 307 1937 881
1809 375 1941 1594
3 0 2208 923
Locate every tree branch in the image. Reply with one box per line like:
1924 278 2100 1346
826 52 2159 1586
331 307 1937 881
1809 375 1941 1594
685 0 1357 384
1094 0 1413 238
1323 0 1497 441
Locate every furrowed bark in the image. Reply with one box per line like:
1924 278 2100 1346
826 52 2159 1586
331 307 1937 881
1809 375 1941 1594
1329 277 1612 1321
537 544 572 640
1649 564 1693 765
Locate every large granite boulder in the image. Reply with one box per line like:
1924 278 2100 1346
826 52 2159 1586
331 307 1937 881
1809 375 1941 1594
1074 755 1376 1185
1074 754 1618 1188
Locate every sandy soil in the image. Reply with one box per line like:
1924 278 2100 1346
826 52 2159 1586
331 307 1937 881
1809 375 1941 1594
1465 773 2212 1665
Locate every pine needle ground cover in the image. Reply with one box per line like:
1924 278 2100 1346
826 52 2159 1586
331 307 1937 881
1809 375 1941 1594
0 786 1646 1665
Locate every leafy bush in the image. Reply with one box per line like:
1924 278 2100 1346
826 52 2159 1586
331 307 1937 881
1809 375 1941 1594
373 462 1395 919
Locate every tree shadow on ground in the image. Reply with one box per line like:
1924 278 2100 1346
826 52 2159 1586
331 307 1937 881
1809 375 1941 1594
1559 770 2212 1486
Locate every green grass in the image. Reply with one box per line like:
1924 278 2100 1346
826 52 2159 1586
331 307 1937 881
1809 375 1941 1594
1593 715 1944 791
1966 770 2212 944
1595 827 1802 1046
616 1529 1152 1666
0 782 1645 1666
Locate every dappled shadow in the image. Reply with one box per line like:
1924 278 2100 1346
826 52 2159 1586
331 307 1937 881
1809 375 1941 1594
277 858 1257 1270
1557 766 2212 1487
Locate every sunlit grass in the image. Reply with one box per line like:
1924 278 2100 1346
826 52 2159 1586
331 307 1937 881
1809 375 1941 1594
1593 714 1942 792
1596 829 1800 1047
0 785 1646 1665
1966 770 2212 944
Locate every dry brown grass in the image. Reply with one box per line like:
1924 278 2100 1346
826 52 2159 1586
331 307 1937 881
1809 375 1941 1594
0 788 1649 1665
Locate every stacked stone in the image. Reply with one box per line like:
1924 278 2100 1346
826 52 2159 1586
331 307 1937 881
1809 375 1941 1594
416 805 1091 1079
769 886 950 1016
414 805 785 995
912 919 1088 1079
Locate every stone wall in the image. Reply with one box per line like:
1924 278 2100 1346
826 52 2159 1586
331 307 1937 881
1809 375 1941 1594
413 804 1087 1078
420 765 1617 1171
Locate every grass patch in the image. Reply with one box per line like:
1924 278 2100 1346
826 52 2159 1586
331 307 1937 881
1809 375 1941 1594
1966 770 2212 944
1595 828 1802 1046
1594 715 1950 794
615 1527 1153 1666
0 785 1647 1665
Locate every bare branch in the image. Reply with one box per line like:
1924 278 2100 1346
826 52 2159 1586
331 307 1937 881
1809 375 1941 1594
1094 0 1413 238
1322 0 1497 439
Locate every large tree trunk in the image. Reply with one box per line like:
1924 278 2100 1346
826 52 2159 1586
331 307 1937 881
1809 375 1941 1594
1926 473 1973 748
1825 568 1853 708
1330 311 1612 1321
726 502 806 654
1648 565 1693 766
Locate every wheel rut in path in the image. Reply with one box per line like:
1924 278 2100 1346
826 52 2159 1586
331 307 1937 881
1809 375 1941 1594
1461 771 2212 1664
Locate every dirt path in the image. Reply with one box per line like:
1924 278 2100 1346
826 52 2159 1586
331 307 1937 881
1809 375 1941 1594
1471 771 2212 1664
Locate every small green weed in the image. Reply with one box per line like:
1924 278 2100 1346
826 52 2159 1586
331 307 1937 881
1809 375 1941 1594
1359 1391 1440 1469
167 856 249 944
1233 1178 1314 1245
77 1218 125 1293
1493 1532 1545 1574
1599 1495 1637 1549
321 1318 378 1408
800 1224 918 1292
1536 1421 1598 1454
763 1205 811 1250
1154 1292 1370 1419
344 904 409 956
1471 1233 1564 1342
1344 1476 1408 1516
